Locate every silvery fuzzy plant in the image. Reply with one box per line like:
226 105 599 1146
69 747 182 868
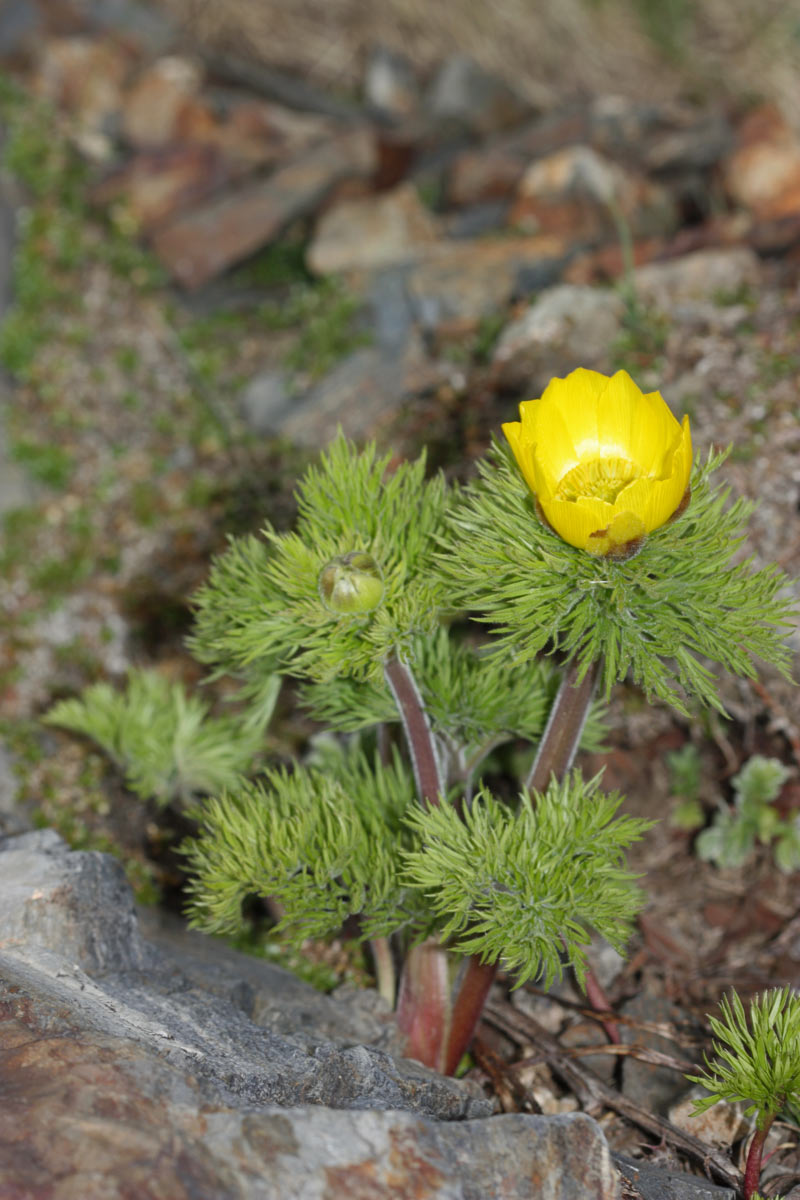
49 368 794 1078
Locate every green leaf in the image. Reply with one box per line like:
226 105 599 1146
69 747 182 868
402 771 651 987
445 444 795 716
44 668 276 804
688 987 800 1124
190 436 451 684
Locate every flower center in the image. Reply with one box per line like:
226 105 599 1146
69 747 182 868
555 456 642 505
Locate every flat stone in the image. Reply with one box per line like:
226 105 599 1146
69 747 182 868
425 53 531 136
0 0 41 58
364 44 420 120
0 831 488 1120
632 247 760 309
723 103 800 221
491 283 624 390
620 990 691 1114
238 367 293 435
0 829 148 971
510 144 677 241
0 981 619 1200
151 127 375 288
307 182 439 275
33 35 133 143
279 338 428 446
668 1086 750 1150
447 147 527 207
93 142 255 230
406 235 568 331
614 1154 736 1200
121 54 203 149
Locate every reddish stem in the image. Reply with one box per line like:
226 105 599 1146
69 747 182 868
744 1120 773 1200
395 938 450 1072
441 658 602 1074
526 658 599 794
443 956 498 1076
583 963 621 1044
384 655 444 807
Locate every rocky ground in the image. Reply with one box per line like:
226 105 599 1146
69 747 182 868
1 0 800 1197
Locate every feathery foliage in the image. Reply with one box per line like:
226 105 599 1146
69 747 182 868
300 628 608 773
190 436 450 684
689 987 800 1125
44 668 277 804
183 749 429 942
446 444 794 715
402 772 651 987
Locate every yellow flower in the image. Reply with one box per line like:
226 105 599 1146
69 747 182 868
503 368 692 557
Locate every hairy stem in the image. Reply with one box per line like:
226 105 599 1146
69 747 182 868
370 937 396 1007
395 938 451 1073
744 1119 773 1200
526 658 599 794
384 654 444 807
441 657 602 1075
443 956 498 1077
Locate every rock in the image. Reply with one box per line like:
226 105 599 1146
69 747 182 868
563 236 668 286
491 283 624 390
0 828 148 971
151 127 375 288
614 1154 736 1200
445 200 511 239
0 975 619 1200
632 247 760 309
33 36 132 152
364 44 419 121
92 143 253 230
447 147 527 207
0 832 488 1120
121 55 203 149
509 145 677 242
307 182 439 275
279 338 428 446
724 103 800 221
0 830 629 1198
425 54 531 136
668 1086 750 1150
643 112 733 174
238 367 293 435
80 0 176 56
620 991 690 1114
406 235 568 332
0 0 41 59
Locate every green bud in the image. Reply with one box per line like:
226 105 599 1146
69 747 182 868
318 551 384 615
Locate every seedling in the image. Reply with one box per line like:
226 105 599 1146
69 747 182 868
688 987 800 1200
48 369 794 1081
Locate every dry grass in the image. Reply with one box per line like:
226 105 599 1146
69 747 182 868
158 0 800 118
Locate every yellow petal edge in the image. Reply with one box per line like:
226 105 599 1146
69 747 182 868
502 369 692 555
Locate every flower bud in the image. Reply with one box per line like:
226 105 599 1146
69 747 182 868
318 551 384 614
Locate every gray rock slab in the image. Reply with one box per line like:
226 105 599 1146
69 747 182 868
614 1154 735 1200
0 975 620 1200
0 828 148 971
491 283 624 390
0 831 487 1122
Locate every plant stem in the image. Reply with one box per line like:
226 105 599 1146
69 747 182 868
395 937 451 1073
443 956 498 1076
744 1119 773 1200
384 654 444 807
370 937 396 1007
441 657 602 1075
526 658 599 794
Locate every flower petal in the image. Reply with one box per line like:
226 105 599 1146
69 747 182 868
539 493 616 550
502 419 539 497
